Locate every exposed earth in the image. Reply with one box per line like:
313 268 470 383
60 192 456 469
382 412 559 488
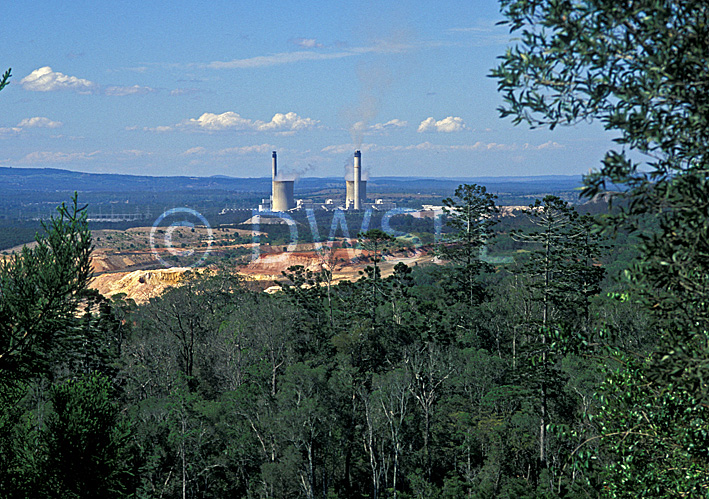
87 226 436 303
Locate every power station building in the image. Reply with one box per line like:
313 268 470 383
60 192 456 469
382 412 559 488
346 180 367 209
345 150 366 210
258 149 391 213
270 151 295 212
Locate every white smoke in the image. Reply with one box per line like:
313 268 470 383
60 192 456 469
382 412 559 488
343 154 371 181
274 160 318 181
339 30 413 148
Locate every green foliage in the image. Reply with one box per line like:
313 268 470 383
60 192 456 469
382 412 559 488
437 184 498 307
42 373 134 498
0 68 10 92
513 195 605 334
493 1 709 494
493 0 709 396
492 0 709 180
597 354 709 497
0 194 92 383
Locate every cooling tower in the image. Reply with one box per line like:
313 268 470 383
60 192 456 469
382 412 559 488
272 180 295 212
346 180 367 209
354 150 362 210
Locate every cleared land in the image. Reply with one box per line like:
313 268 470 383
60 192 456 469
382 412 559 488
87 225 436 303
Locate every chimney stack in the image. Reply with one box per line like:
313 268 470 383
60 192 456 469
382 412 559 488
272 151 277 180
354 150 362 210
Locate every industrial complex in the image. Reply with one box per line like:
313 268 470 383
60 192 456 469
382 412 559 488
259 150 396 213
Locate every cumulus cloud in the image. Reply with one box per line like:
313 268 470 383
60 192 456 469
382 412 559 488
188 112 253 131
417 116 466 133
20 66 97 93
17 116 63 128
258 112 318 131
182 111 318 133
347 119 407 138
20 66 154 96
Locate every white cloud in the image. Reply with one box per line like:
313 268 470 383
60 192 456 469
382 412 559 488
182 146 207 156
257 112 318 131
369 119 408 132
448 27 490 33
321 143 377 155
21 150 100 163
0 127 22 138
526 140 564 150
216 144 277 155
418 116 466 133
447 21 511 47
347 119 407 138
170 88 200 96
127 125 173 132
186 112 255 131
20 66 155 96
322 141 529 154
118 149 151 157
104 84 154 96
21 66 97 93
291 38 324 48
17 116 63 128
208 50 355 69
182 111 318 133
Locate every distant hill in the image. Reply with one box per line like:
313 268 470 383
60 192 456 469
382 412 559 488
0 167 271 193
0 167 583 196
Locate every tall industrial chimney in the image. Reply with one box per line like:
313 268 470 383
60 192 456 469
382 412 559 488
271 151 277 208
354 150 362 210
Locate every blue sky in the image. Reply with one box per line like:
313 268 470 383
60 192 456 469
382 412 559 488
2 0 615 178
